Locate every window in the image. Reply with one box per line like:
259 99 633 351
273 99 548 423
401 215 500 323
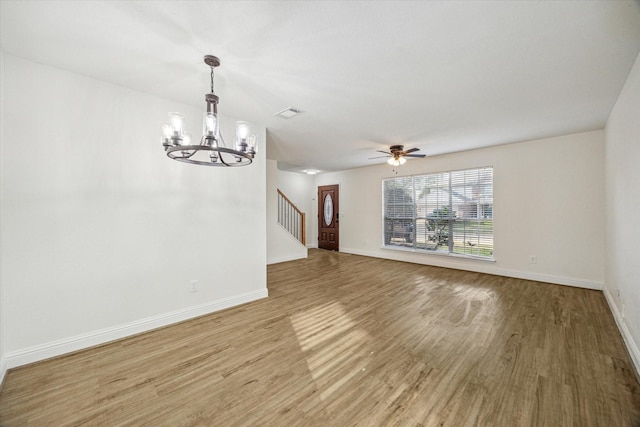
383 167 493 259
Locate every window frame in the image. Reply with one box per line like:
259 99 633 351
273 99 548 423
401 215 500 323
382 166 494 261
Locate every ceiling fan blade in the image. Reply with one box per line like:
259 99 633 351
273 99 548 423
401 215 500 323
368 155 391 159
404 147 420 153
405 154 426 158
376 150 392 155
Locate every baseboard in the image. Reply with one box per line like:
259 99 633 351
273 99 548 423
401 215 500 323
307 243 318 249
0 355 6 392
484 268 602 290
5 288 268 369
340 247 603 290
267 253 307 265
603 288 640 378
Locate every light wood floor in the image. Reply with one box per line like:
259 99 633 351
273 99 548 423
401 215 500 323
1 250 639 426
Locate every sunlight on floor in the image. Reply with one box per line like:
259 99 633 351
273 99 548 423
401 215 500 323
290 301 358 351
290 301 373 400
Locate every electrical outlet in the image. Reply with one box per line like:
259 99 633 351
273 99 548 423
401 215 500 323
191 280 198 293
529 255 537 264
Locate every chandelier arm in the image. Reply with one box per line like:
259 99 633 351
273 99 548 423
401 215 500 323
217 129 227 148
218 149 231 166
177 147 197 159
183 151 197 159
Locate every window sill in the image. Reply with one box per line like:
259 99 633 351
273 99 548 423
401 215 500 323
381 244 496 263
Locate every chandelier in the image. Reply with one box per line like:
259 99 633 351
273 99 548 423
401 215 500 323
161 55 256 166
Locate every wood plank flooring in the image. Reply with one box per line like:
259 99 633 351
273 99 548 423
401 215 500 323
1 249 639 426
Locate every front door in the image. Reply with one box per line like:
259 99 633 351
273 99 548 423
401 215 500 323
318 185 339 251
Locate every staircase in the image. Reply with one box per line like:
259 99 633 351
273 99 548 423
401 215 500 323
277 189 306 245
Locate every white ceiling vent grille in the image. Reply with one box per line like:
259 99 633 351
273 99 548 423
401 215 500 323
275 107 304 119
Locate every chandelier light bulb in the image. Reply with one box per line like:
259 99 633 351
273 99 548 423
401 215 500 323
162 123 173 147
162 123 172 138
236 121 251 152
236 121 250 140
247 134 257 154
168 113 184 135
203 112 217 138
399 157 407 165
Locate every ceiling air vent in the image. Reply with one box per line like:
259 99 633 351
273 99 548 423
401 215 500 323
275 107 304 119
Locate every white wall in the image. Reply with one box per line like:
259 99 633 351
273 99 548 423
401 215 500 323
314 130 605 289
276 167 316 248
604 51 640 373
266 160 308 264
0 53 267 369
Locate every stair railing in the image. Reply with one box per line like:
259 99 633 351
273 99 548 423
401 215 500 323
277 189 306 245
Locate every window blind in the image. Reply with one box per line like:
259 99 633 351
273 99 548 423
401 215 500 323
383 167 493 259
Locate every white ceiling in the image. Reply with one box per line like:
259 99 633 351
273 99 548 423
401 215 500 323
2 1 640 173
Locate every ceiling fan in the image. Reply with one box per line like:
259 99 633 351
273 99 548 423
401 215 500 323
370 145 426 166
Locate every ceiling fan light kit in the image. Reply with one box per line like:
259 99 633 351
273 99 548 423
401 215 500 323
387 156 407 166
370 144 426 167
161 55 256 166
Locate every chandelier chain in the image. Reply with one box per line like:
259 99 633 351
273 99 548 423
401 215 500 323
210 67 219 93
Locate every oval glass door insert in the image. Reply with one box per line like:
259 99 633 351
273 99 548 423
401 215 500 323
324 194 333 226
